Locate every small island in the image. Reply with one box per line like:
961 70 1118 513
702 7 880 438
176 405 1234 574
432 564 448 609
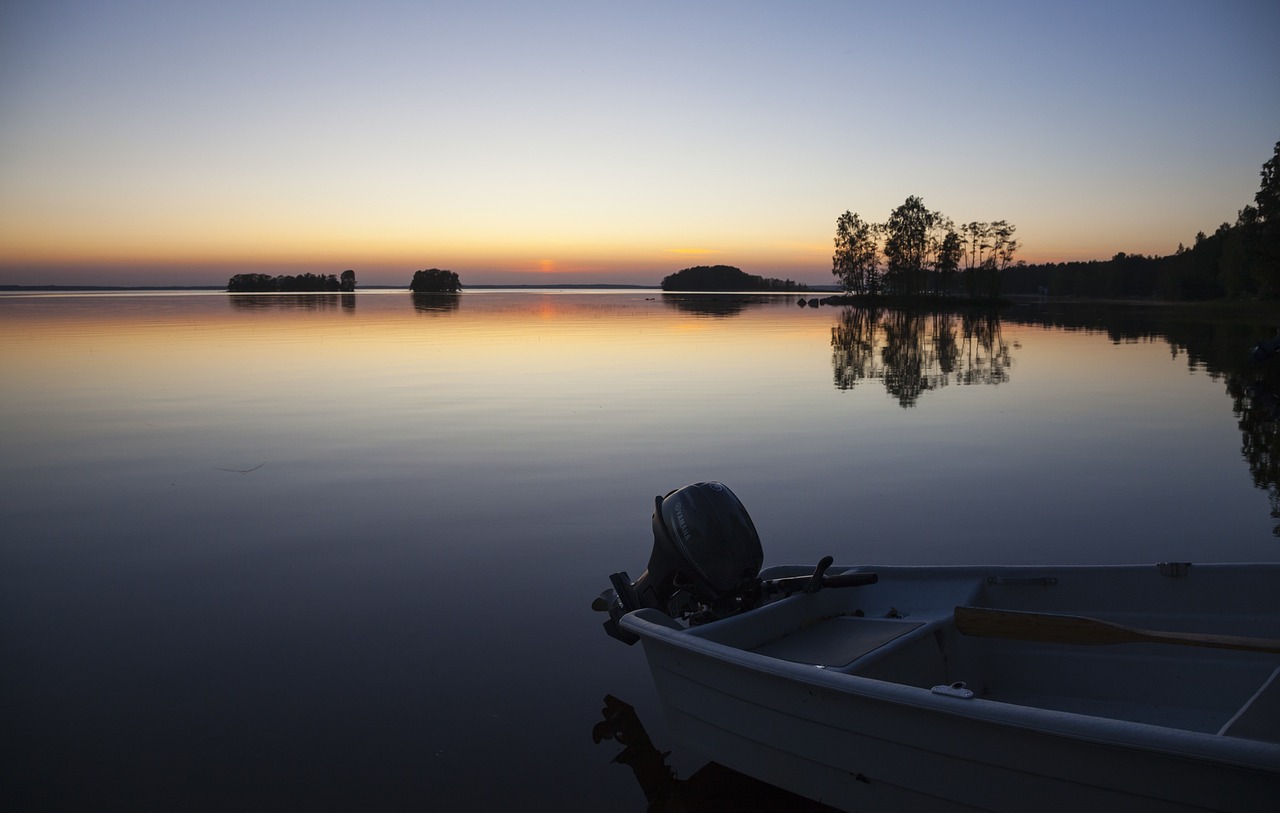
660 265 806 292
228 270 356 293
409 268 462 293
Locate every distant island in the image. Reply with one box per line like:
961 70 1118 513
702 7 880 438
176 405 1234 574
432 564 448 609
409 268 462 293
661 265 808 292
227 270 355 293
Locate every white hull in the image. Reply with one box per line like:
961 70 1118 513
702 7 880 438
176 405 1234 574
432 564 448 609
621 563 1280 811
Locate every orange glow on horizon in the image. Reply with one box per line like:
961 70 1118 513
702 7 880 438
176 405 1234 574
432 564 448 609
0 218 1202 287
664 248 722 257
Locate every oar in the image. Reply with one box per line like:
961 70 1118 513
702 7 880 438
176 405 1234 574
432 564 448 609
954 605 1280 655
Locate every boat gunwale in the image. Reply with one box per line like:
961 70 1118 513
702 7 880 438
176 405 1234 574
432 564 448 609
620 561 1280 774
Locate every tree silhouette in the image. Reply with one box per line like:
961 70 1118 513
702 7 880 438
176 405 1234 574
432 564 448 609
883 196 936 296
831 211 881 294
409 268 462 293
831 198 1012 299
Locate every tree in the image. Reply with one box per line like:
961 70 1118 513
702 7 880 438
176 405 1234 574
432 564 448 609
831 211 881 294
960 221 991 298
339 269 356 292
972 221 1018 300
990 221 1019 270
410 268 462 293
935 229 962 295
1251 141 1280 297
1256 141 1280 224
882 196 937 295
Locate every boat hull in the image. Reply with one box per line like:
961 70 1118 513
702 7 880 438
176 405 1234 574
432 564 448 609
620 563 1280 812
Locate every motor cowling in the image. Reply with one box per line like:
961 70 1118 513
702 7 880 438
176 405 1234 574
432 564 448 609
596 482 877 644
631 481 763 614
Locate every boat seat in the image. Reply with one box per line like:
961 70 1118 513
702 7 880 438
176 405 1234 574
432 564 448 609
1218 666 1280 743
750 617 923 668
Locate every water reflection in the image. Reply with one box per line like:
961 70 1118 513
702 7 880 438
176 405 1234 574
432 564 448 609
229 293 356 311
2 292 1277 811
660 293 774 317
593 695 838 812
831 307 1011 407
1235 357 1280 537
411 292 462 314
1006 302 1280 538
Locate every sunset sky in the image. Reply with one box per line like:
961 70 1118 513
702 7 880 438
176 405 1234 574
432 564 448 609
2 1 1278 287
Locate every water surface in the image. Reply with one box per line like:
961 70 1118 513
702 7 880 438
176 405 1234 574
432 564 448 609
2 290 1277 810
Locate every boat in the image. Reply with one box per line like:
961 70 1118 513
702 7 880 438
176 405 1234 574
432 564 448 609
592 481 1280 812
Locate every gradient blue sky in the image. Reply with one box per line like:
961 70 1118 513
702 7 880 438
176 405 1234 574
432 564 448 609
2 0 1277 286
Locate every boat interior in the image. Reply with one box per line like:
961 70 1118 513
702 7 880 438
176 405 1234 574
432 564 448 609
684 565 1280 742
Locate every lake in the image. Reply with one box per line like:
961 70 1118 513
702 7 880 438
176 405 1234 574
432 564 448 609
2 289 1277 810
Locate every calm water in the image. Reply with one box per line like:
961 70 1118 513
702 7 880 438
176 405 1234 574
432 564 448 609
2 290 1277 810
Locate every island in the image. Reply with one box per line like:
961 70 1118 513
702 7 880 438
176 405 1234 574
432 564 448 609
227 270 355 293
409 268 462 293
660 265 806 292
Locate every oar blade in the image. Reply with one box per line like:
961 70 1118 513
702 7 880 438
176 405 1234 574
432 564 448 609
954 606 1138 646
954 606 1280 654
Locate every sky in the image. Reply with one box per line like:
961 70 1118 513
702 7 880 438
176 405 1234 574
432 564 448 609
1 0 1278 287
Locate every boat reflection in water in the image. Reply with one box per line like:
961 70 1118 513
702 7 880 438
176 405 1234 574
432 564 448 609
593 695 839 812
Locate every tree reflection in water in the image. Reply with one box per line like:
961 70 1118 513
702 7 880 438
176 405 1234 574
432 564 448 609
1233 351 1280 537
832 307 1011 407
1004 302 1279 538
661 293 772 317
411 293 462 314
229 293 357 311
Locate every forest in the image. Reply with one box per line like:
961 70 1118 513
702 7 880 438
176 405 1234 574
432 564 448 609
834 141 1280 301
1004 141 1278 299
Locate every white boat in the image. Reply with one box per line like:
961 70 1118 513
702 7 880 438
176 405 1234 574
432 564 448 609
594 482 1280 812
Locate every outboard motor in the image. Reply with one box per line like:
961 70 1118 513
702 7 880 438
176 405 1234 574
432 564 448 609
598 482 764 643
595 482 877 644
636 481 763 613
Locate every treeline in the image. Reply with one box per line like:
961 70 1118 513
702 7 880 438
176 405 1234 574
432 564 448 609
1004 225 1278 300
832 196 1017 299
227 270 356 293
661 265 806 292
1007 140 1280 300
